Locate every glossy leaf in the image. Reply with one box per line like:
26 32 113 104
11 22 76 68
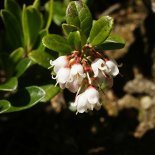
98 34 126 50
22 6 42 51
88 16 114 46
29 48 54 69
7 86 45 112
1 10 23 49
29 29 53 68
40 85 60 102
66 1 92 37
68 31 81 50
9 47 24 65
42 34 72 54
0 100 11 114
4 0 21 23
62 23 78 36
44 0 53 30
0 77 18 91
15 58 32 78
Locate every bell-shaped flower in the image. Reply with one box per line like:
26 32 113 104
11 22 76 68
91 58 107 77
66 63 85 93
50 56 68 73
105 60 119 76
66 79 81 93
55 67 70 87
70 63 85 82
73 86 101 113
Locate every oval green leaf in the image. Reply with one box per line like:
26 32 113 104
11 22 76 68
4 0 21 23
88 16 114 46
66 1 92 37
0 100 11 114
1 10 23 49
97 34 126 50
62 23 78 36
0 77 18 91
15 58 32 78
22 6 42 51
7 86 45 112
40 85 60 102
42 34 72 55
9 47 24 65
68 31 81 50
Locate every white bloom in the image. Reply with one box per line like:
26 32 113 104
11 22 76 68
70 63 85 81
73 87 101 113
91 58 119 77
91 58 107 77
105 60 119 76
66 63 85 93
50 56 68 73
66 79 81 93
56 67 70 87
84 86 100 104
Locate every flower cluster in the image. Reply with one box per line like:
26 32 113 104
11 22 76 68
50 45 119 113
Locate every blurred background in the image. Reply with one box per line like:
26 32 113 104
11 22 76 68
1 0 155 155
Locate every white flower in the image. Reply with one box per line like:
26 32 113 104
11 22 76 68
66 63 85 93
91 58 107 77
50 56 68 73
91 58 119 77
55 67 70 87
105 60 119 76
66 79 81 93
70 63 85 81
73 86 101 113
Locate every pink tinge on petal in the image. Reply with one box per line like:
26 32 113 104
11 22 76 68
66 80 80 93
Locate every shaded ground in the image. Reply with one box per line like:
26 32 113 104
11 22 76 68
0 105 155 155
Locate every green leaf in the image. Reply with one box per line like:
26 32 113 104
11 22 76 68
29 48 55 68
15 58 32 78
1 10 23 49
0 100 11 114
53 1 66 25
66 1 92 37
7 86 45 112
44 0 53 30
42 34 72 54
68 31 81 50
33 0 40 9
88 16 114 46
22 5 42 51
4 0 21 22
29 29 54 68
62 23 78 36
9 47 24 65
97 34 126 50
40 85 60 102
0 77 18 91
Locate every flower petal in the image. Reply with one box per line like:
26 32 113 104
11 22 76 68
106 60 119 76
